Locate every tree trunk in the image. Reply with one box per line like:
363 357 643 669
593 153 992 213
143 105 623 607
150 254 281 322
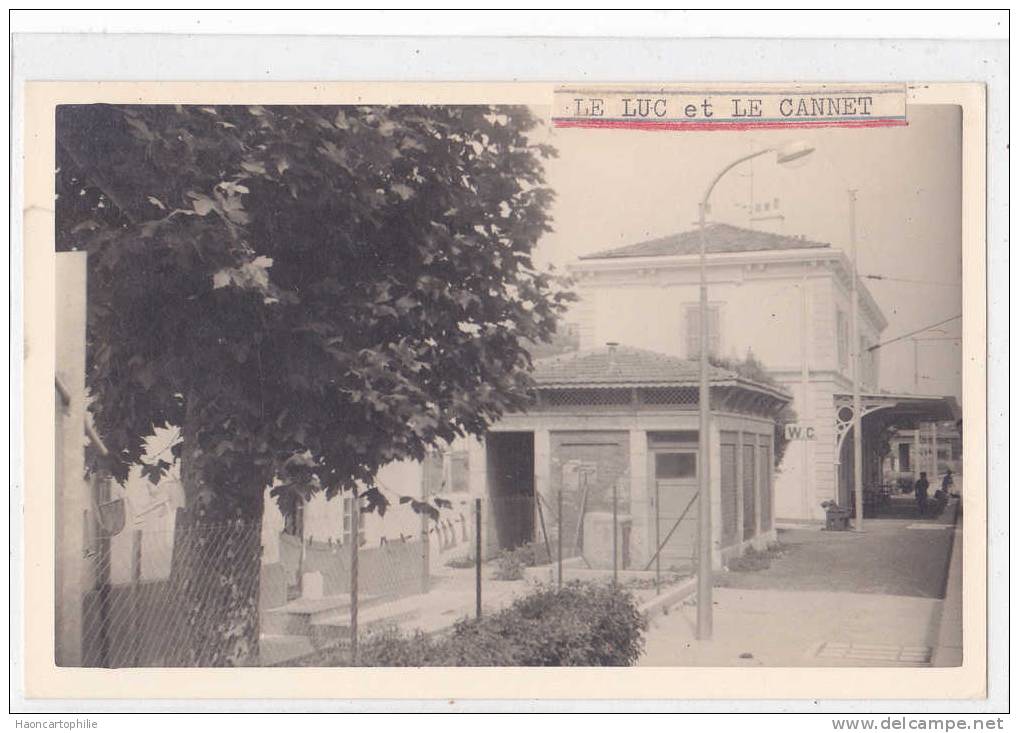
164 507 263 666
164 406 265 667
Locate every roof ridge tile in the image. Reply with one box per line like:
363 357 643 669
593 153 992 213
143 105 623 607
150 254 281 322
580 222 831 260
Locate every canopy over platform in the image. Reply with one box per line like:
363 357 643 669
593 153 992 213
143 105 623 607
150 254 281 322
834 392 960 431
833 392 961 475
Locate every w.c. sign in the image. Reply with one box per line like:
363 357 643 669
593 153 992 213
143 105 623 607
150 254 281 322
784 424 817 441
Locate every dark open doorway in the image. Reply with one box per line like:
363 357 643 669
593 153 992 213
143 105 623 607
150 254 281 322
486 431 535 551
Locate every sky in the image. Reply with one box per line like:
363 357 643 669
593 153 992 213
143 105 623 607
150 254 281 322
530 105 963 401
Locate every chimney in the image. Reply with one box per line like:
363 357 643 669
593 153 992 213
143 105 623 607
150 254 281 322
606 342 619 372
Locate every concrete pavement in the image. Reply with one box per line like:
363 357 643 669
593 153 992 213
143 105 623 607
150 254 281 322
640 587 942 666
930 509 963 666
640 497 961 667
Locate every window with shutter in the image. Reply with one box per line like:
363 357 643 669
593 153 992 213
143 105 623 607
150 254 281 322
836 309 849 369
685 306 699 357
860 336 876 387
685 304 721 358
708 307 721 356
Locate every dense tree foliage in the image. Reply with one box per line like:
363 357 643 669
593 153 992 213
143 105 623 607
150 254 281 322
56 104 571 520
56 105 570 665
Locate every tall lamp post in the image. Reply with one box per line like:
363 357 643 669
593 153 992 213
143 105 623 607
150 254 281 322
848 189 865 532
696 141 814 640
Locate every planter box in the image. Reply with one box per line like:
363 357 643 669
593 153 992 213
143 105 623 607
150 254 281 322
824 507 852 532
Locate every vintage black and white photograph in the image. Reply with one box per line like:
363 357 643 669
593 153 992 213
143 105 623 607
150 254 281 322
51 93 964 672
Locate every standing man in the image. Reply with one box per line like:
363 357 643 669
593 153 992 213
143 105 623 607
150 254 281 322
914 471 930 518
942 469 955 496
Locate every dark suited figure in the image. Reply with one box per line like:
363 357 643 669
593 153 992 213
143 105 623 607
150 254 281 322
942 469 955 495
914 472 930 517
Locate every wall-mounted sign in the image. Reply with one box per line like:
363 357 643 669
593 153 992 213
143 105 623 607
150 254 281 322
784 424 817 441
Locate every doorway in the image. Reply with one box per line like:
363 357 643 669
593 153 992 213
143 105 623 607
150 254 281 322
486 432 535 551
651 449 699 570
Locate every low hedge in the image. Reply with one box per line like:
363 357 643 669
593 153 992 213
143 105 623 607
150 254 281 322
298 581 647 667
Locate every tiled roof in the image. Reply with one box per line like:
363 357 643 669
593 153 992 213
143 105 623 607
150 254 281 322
580 222 831 260
531 345 736 387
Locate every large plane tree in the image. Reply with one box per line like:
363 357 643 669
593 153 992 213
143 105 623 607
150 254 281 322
55 104 571 665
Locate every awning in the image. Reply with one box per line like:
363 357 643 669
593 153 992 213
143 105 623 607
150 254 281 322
833 392 960 428
833 392 960 458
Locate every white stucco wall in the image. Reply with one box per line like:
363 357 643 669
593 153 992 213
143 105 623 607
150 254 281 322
573 255 883 372
104 437 434 575
262 458 427 553
568 250 887 522
55 252 89 665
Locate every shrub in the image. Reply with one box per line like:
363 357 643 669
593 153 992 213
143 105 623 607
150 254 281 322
516 540 552 566
493 549 525 580
493 541 552 580
444 553 476 569
298 581 648 667
726 542 786 573
726 546 771 572
354 626 440 667
506 582 647 666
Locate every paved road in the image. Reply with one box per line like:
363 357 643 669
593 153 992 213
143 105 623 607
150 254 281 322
640 587 943 667
639 498 960 667
719 497 956 598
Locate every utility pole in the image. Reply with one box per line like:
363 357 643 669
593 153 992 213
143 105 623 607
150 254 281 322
693 141 814 640
849 189 864 532
913 338 919 391
914 424 922 486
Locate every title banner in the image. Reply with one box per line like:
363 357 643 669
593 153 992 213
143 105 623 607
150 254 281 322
552 84 907 131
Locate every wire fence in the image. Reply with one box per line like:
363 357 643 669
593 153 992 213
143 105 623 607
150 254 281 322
82 518 262 667
77 485 702 667
481 490 694 591
80 506 441 667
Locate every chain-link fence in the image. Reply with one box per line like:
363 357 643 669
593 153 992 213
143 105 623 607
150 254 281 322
82 518 262 667
482 489 693 592
79 506 442 667
76 485 702 667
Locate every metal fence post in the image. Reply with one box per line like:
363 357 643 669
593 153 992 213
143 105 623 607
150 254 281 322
612 481 619 585
535 493 552 565
654 481 661 595
130 529 142 666
297 496 306 597
557 489 563 589
94 533 111 668
421 499 431 594
94 478 113 668
475 498 482 619
350 493 360 666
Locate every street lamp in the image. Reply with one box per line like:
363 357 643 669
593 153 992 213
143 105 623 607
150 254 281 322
695 141 814 640
848 189 864 533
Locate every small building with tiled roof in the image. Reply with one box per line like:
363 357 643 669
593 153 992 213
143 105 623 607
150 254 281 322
470 343 791 573
531 343 733 386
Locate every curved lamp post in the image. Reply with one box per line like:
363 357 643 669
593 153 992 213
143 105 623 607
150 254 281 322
695 141 815 640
